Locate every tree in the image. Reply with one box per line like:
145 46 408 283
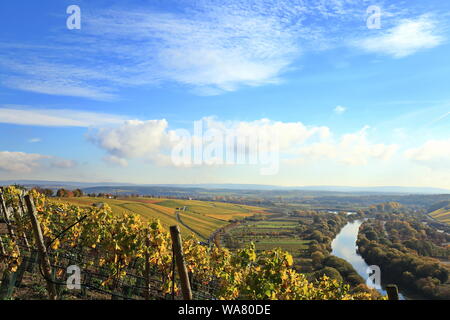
43 188 54 197
315 267 343 282
311 251 325 266
311 230 324 242
65 190 74 198
366 230 378 241
73 189 83 197
56 188 67 197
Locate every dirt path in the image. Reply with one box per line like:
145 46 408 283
175 208 205 240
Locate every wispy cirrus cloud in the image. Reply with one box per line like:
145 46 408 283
0 1 444 98
354 14 445 58
78 0 415 94
0 57 118 101
0 106 130 127
3 77 116 101
434 111 450 123
79 3 304 94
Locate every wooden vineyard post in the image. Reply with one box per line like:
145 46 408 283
0 190 21 299
18 193 39 273
169 225 192 300
17 193 31 250
144 237 152 300
24 194 58 300
0 238 5 256
0 192 17 240
386 284 399 300
0 271 17 299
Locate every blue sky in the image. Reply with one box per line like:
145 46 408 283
0 0 450 188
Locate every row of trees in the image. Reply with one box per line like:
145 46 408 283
55 188 84 197
358 220 450 299
32 187 121 199
30 187 84 198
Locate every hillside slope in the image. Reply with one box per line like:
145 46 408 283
429 200 450 225
51 197 267 239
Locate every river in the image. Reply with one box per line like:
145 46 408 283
331 219 408 299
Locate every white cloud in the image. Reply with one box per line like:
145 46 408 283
28 138 41 143
0 151 49 173
355 15 444 58
201 117 330 153
405 139 450 169
0 107 129 127
88 119 172 165
51 159 77 169
88 117 397 168
291 126 398 166
88 117 331 167
334 105 347 114
0 151 77 173
103 155 129 167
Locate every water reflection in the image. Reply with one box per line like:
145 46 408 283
331 220 406 299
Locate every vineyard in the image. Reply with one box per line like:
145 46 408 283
0 186 380 300
51 197 265 240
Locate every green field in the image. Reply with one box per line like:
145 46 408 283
52 197 266 239
253 239 311 251
226 218 311 255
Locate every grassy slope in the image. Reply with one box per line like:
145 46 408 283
430 207 450 224
154 199 267 221
51 197 266 239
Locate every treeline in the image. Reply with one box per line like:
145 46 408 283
357 220 450 299
18 187 86 198
55 188 84 197
34 187 120 199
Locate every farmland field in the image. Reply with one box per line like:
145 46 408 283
154 199 268 221
51 197 267 239
225 217 312 256
430 207 450 225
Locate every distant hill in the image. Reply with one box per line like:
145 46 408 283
1 180 449 195
0 180 136 189
142 184 450 194
428 200 450 213
119 184 450 194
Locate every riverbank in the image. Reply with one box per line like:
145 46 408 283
331 220 409 299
